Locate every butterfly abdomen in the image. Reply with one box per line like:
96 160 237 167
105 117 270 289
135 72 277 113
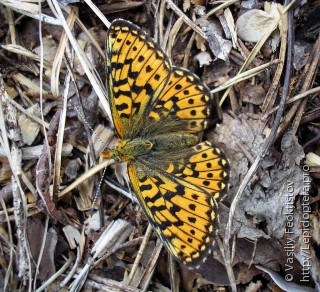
150 133 198 152
110 133 198 162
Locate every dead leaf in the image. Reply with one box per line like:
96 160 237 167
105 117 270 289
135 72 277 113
241 83 266 105
18 104 40 145
236 9 276 42
204 20 232 63
27 218 57 281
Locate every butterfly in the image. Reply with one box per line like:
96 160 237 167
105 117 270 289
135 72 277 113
103 19 229 269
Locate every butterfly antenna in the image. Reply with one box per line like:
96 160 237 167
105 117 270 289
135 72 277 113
74 104 106 148
90 158 110 216
72 95 115 216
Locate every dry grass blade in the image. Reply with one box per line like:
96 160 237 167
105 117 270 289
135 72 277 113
0 0 61 24
126 224 153 286
138 238 163 290
59 159 110 199
83 0 110 28
36 252 75 292
166 16 184 59
50 8 77 97
0 77 33 290
0 198 14 291
1 45 52 67
261 6 288 111
52 68 70 201
70 219 133 292
165 0 205 39
47 0 111 120
207 0 240 17
211 59 281 99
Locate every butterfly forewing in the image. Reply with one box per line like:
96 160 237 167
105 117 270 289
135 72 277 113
148 68 212 133
106 20 171 139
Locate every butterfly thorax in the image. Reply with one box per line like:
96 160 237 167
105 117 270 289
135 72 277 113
110 139 153 162
108 134 199 163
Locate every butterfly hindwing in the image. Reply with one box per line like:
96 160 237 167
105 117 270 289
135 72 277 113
106 20 171 139
175 141 229 200
127 142 229 268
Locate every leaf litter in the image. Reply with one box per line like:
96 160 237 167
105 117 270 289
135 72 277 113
0 0 319 291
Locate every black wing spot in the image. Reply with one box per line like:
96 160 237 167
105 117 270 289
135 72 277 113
120 113 130 119
189 204 196 211
145 83 154 96
175 84 182 90
188 98 194 105
124 58 134 65
207 173 213 178
184 90 190 95
206 162 212 168
140 184 152 191
190 110 197 116
203 180 210 186
146 65 152 72
133 46 138 51
159 221 172 230
190 229 195 235
187 237 193 243
138 55 145 62
117 38 122 43
116 103 129 111
190 121 197 128
128 71 139 79
111 62 124 70
131 84 143 94
145 192 162 203
170 205 182 217
132 102 141 113
191 194 199 200
176 184 185 195
202 153 208 159
154 74 161 81
188 217 196 223
164 191 174 200
126 40 131 45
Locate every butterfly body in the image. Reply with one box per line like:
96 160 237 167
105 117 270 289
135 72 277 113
104 19 229 269
108 126 199 162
